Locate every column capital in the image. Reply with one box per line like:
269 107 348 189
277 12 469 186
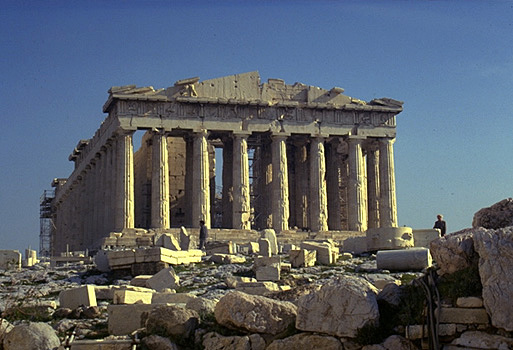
310 133 329 139
192 128 209 136
345 135 367 142
271 132 290 140
378 136 396 145
232 131 251 138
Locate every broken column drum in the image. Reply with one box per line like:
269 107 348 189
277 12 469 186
49 72 403 254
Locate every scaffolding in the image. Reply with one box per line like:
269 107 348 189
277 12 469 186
40 189 55 257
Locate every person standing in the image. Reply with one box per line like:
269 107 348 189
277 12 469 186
433 214 446 236
199 220 208 250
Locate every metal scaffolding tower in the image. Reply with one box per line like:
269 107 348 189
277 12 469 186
40 189 55 257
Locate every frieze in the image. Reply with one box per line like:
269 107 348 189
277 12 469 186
115 99 397 127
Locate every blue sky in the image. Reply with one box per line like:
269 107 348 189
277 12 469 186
1 0 512 252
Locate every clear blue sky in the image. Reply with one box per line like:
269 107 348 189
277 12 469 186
1 0 512 252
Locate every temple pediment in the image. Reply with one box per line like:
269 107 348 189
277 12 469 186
104 72 403 113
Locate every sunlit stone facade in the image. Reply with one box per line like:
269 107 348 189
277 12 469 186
50 72 403 254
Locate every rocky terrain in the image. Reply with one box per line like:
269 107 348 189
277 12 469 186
1 198 513 350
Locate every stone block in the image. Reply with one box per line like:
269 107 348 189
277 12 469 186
23 249 38 267
94 250 110 272
107 249 136 269
179 226 190 250
366 227 414 251
258 238 271 257
289 249 316 268
225 276 257 289
156 234 181 251
300 241 332 265
281 243 298 253
253 255 281 270
438 307 489 324
0 250 22 270
59 285 97 309
342 236 367 254
70 339 133 350
456 296 483 308
95 285 154 300
146 267 180 292
210 253 229 264
376 248 432 271
260 229 278 254
113 289 153 304
130 275 152 287
256 263 280 281
206 241 233 255
152 292 197 304
412 229 441 248
405 324 457 340
248 242 259 254
107 304 161 335
235 281 280 295
281 262 291 272
130 247 203 266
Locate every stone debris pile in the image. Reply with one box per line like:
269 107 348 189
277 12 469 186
2 203 513 349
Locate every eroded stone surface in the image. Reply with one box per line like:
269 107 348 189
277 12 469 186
215 291 297 335
145 305 199 339
296 275 379 337
474 226 513 331
266 333 343 350
429 228 480 275
472 198 513 229
3 322 60 350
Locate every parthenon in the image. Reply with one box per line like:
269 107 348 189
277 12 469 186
49 72 403 255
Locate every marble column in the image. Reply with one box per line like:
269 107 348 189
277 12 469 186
114 132 135 231
271 134 289 232
93 154 102 246
100 145 109 237
309 136 328 232
366 140 380 229
232 133 251 230
104 141 114 233
293 139 309 229
346 136 368 231
151 130 170 229
192 130 211 228
379 137 398 227
222 136 233 228
326 139 342 230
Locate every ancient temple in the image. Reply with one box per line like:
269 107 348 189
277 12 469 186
50 72 403 254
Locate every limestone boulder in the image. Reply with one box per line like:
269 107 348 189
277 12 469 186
146 267 180 292
186 296 217 317
472 198 513 229
266 333 343 350
202 332 266 350
141 335 179 350
0 319 13 346
296 275 379 338
145 305 199 339
473 226 513 331
450 330 513 349
382 335 418 350
214 291 297 335
3 322 60 350
429 228 480 275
